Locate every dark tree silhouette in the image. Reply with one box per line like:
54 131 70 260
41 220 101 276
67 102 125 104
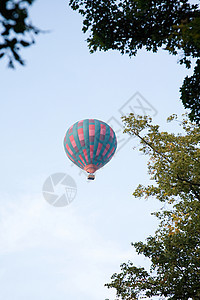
180 59 200 123
69 0 200 123
0 0 40 68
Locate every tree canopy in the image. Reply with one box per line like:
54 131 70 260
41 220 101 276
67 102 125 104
69 0 200 123
105 114 200 299
180 59 200 124
0 0 40 68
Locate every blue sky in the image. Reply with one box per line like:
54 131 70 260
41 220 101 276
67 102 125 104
0 1 197 299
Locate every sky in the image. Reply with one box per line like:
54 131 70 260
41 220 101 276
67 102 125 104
0 1 198 300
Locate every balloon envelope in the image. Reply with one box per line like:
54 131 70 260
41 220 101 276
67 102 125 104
64 119 117 174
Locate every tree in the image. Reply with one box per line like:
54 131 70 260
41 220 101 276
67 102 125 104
69 0 200 123
180 59 200 123
0 0 40 68
105 114 200 299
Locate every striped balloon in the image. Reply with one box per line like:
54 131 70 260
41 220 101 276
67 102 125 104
64 119 117 175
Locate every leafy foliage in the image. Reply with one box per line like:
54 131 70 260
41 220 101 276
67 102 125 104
69 0 200 123
0 0 40 68
105 114 200 300
180 59 200 124
69 0 199 61
123 114 200 202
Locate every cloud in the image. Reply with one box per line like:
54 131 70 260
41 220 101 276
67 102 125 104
0 192 150 300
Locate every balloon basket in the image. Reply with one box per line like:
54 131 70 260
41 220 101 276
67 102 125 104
87 174 95 180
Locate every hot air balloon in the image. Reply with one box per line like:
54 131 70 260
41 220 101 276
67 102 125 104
64 119 117 180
